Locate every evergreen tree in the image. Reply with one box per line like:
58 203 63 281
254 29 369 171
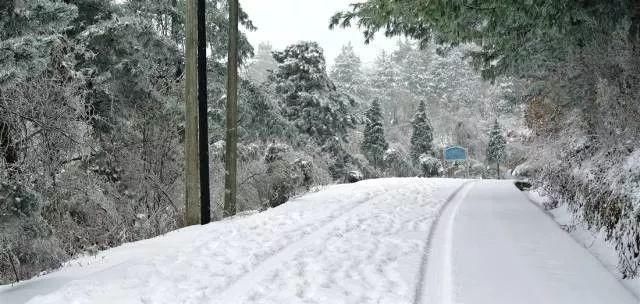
0 0 78 86
370 50 405 124
486 120 507 178
361 99 388 168
246 42 277 83
271 42 356 180
398 46 430 98
391 39 414 64
271 41 355 145
330 42 363 96
410 100 434 162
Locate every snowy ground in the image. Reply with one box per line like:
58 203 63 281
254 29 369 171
1 178 637 304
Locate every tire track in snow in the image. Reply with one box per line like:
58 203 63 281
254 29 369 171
414 181 474 304
211 186 392 304
225 179 464 304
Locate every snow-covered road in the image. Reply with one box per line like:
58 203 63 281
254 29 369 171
422 180 638 304
1 178 637 304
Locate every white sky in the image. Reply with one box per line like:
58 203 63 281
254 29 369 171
240 0 399 66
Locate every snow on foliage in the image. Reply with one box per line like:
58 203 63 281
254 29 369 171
272 42 355 144
419 153 443 177
383 147 414 177
330 42 364 97
361 99 388 169
410 100 434 162
487 120 507 164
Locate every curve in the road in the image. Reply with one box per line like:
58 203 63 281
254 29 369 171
415 181 474 304
420 180 639 304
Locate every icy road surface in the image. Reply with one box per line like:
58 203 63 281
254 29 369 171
1 178 636 304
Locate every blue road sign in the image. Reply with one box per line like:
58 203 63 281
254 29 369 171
444 146 467 161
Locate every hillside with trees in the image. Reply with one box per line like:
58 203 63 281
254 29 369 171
0 0 362 283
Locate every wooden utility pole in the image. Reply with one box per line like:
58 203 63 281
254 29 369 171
223 0 239 217
197 0 211 224
184 0 211 225
184 0 200 226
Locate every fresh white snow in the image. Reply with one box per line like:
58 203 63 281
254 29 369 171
1 178 637 304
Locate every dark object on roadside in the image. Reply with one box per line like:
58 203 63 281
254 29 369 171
346 170 363 183
514 181 532 191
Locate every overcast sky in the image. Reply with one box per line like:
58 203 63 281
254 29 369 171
240 0 398 66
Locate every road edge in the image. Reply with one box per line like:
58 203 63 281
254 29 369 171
413 180 474 304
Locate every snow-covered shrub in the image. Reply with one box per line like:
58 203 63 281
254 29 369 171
512 161 537 179
294 158 313 189
349 153 379 179
262 142 321 208
384 147 415 177
323 136 355 180
610 150 640 278
0 181 64 283
0 181 38 218
419 154 442 177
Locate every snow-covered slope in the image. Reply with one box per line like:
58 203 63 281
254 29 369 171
0 178 464 304
1 178 637 304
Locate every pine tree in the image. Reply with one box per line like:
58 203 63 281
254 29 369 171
410 100 434 162
330 42 363 96
246 42 277 83
361 99 388 168
391 39 414 64
272 41 354 145
370 51 405 125
486 120 507 178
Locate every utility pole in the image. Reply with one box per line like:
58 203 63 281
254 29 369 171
184 0 210 225
197 0 211 224
223 0 239 217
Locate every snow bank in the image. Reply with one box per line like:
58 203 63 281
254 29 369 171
1 178 463 304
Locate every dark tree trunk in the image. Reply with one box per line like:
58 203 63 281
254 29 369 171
0 122 17 166
5 250 20 283
197 0 210 224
